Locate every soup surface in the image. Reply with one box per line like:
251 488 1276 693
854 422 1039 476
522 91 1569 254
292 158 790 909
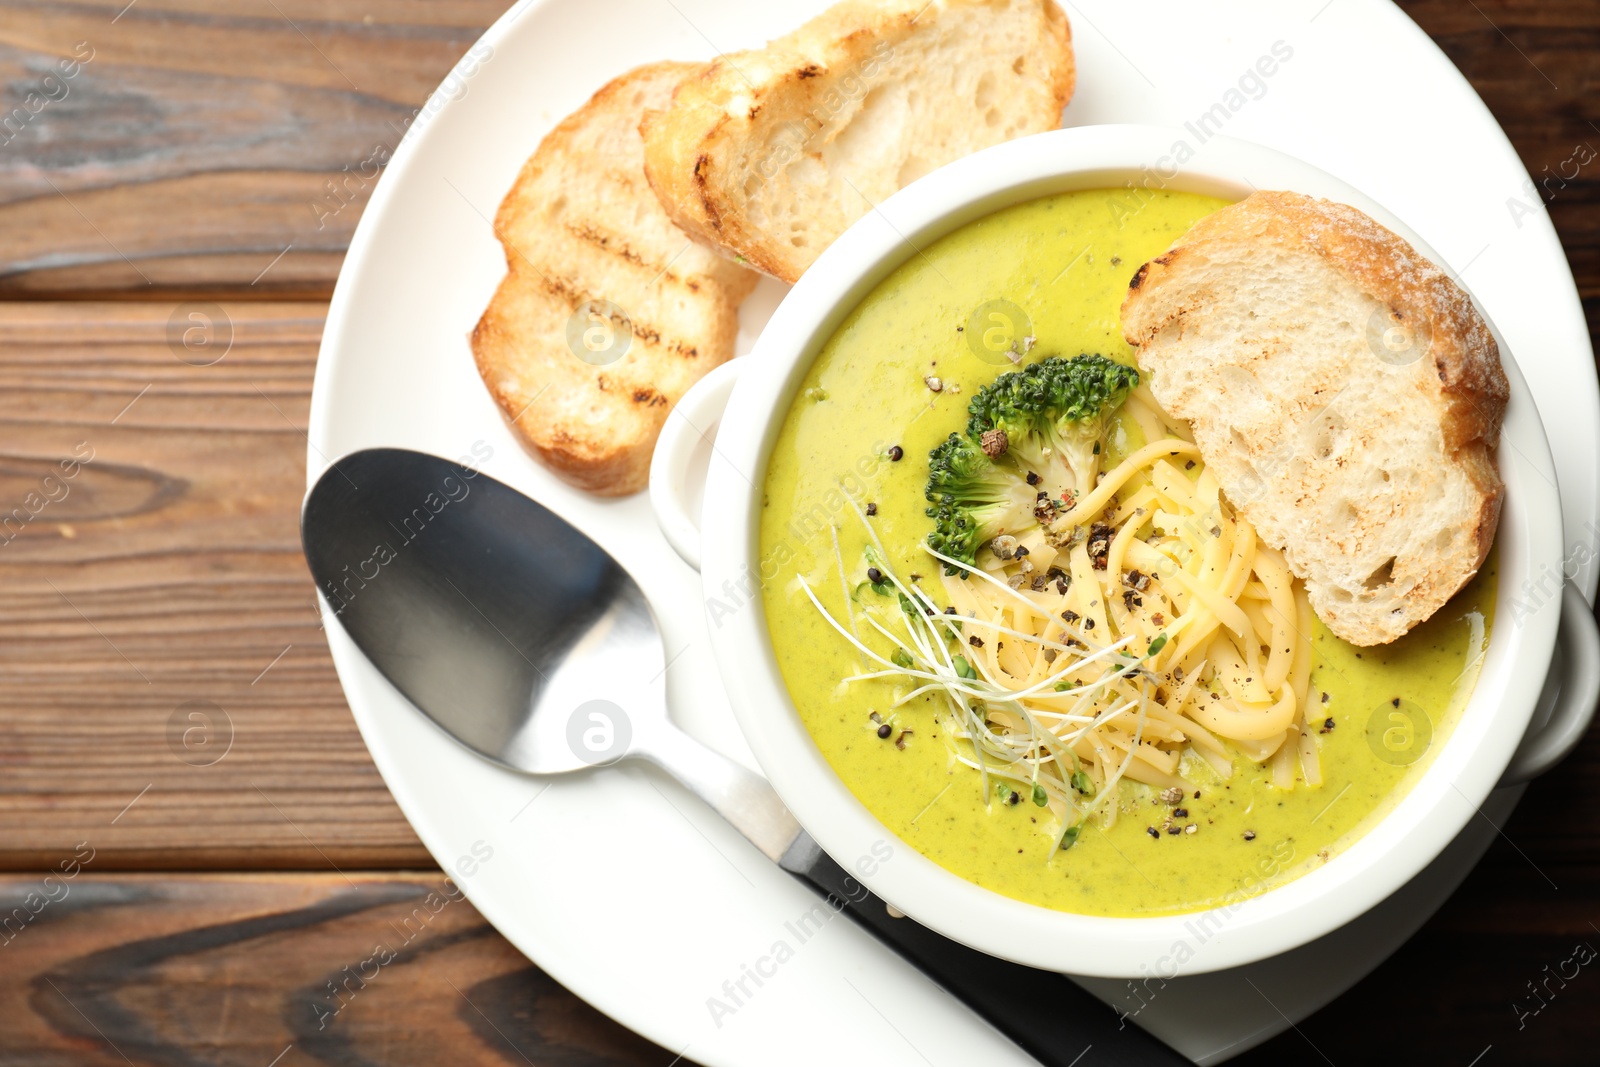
759 188 1494 917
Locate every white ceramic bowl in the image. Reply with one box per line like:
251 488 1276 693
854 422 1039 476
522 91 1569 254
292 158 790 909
659 125 1595 978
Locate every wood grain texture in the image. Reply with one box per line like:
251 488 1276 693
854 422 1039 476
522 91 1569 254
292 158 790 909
0 0 508 296
0 838 1595 1065
0 873 678 1067
0 302 430 870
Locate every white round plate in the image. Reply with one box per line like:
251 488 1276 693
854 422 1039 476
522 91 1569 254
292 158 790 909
309 0 1598 1063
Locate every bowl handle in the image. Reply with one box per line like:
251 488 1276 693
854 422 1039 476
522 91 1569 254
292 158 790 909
1501 581 1600 785
649 358 743 571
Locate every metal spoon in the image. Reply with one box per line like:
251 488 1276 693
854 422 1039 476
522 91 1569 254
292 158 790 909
301 448 1188 1066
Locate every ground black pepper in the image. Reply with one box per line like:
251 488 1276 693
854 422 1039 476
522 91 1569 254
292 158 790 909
1087 522 1113 569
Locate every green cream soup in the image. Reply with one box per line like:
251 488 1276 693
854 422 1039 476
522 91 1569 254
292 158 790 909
759 189 1494 917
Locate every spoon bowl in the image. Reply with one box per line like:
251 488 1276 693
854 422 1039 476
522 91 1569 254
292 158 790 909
302 448 659 778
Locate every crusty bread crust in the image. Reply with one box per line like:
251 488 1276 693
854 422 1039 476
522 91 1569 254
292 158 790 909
1122 191 1508 645
640 0 1075 282
471 62 757 496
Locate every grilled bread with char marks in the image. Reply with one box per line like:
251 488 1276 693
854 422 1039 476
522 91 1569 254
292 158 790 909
472 61 758 495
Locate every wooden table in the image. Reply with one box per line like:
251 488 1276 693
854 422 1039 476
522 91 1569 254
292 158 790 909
1 2 1594 1063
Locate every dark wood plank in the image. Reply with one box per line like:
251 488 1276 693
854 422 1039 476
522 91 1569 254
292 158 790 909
0 845 1595 1066
0 0 509 297
0 873 683 1067
0 302 431 871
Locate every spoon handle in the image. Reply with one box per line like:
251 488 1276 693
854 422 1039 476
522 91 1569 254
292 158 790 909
780 833 1191 1066
631 719 805 863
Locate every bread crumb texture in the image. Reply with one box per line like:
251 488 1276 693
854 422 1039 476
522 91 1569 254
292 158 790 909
472 62 757 496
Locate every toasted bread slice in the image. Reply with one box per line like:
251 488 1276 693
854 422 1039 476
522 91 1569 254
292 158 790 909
640 0 1074 283
1120 191 1508 646
471 61 758 496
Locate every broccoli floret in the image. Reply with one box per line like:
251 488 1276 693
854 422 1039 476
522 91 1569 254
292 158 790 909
964 354 1139 504
924 432 1038 571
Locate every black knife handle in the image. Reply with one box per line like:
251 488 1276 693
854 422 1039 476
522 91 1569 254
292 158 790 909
779 833 1191 1066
